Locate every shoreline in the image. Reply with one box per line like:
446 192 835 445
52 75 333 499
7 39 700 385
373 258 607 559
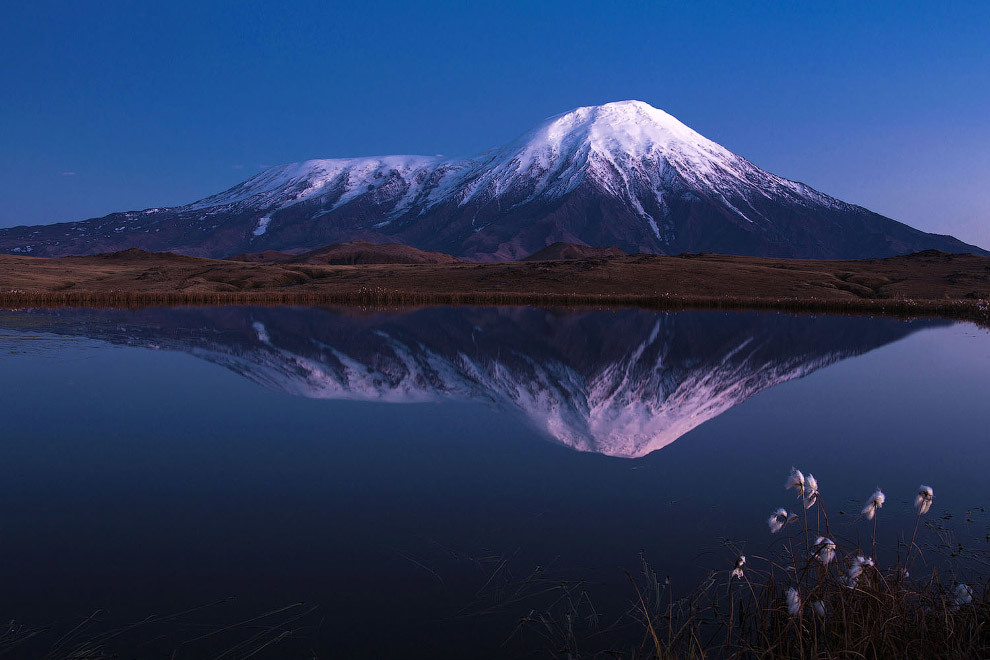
1 290 987 325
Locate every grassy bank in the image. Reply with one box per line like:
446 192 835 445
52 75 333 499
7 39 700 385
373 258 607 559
0 249 988 325
1 290 988 326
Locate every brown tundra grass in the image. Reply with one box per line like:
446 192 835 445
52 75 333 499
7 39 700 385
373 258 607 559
1 289 988 328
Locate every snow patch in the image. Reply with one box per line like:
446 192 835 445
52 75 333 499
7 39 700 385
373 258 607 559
252 216 271 236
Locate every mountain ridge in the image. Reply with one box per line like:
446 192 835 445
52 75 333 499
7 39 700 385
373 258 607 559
1 100 985 260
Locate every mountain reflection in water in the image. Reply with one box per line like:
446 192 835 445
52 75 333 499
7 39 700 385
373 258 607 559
8 306 939 457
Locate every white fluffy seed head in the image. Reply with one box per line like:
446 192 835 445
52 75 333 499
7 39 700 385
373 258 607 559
803 473 819 509
732 555 746 579
768 508 799 533
768 508 790 533
786 587 801 617
786 468 805 496
848 555 874 583
813 537 836 565
953 583 974 606
915 485 934 515
862 488 885 520
811 600 826 618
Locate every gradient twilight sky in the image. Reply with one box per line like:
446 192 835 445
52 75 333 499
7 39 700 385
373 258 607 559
1 1 988 247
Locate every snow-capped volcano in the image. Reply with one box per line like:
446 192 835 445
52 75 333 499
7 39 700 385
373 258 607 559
474 101 776 206
460 101 846 243
3 306 940 458
1 101 984 259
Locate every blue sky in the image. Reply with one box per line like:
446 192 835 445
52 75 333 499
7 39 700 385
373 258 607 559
1 1 988 247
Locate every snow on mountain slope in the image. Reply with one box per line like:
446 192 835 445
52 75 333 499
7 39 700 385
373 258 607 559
451 100 853 243
467 102 824 209
187 156 443 212
1 100 985 259
190 102 843 227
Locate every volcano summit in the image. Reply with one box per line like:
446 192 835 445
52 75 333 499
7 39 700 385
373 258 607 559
1 101 984 260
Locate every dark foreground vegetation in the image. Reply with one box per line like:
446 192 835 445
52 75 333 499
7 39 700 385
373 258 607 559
507 472 990 659
508 553 989 660
0 248 989 325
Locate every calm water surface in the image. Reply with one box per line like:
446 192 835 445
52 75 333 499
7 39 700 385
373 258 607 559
0 306 988 657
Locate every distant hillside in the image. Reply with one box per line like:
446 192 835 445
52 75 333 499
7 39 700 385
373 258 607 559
226 249 297 263
522 242 626 261
229 241 461 265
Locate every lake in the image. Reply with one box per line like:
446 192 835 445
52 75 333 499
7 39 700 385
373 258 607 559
0 306 988 657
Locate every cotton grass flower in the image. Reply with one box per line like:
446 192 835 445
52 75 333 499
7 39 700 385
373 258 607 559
862 488 885 520
842 555 874 588
812 537 836 565
915 485 934 515
768 508 798 533
731 555 746 579
785 467 805 497
786 587 801 617
804 473 819 509
953 583 973 607
811 600 826 618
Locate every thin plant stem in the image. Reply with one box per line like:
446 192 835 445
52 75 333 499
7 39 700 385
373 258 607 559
904 510 923 570
818 498 831 538
624 570 662 658
872 514 878 563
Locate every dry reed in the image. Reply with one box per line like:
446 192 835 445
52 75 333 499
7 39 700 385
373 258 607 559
1 289 988 327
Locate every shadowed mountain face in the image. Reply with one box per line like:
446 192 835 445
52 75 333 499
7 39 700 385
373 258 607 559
0 101 984 260
7 307 939 457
